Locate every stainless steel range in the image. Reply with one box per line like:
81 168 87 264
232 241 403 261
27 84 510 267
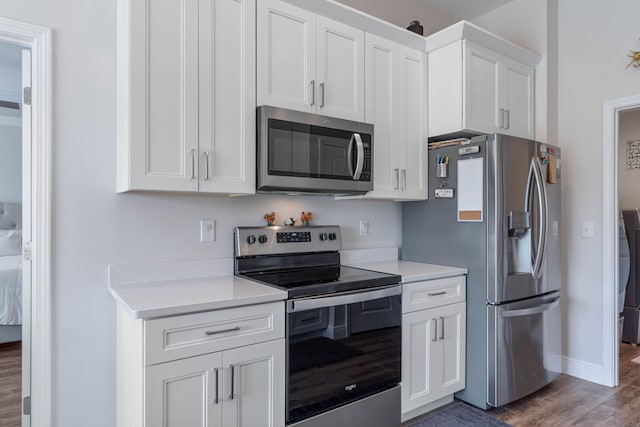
234 226 402 427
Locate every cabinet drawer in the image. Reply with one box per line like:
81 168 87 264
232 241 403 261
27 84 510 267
402 276 466 313
144 301 284 365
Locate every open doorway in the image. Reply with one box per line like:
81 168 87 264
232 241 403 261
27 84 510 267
617 107 640 381
0 16 51 427
0 41 25 426
602 94 640 389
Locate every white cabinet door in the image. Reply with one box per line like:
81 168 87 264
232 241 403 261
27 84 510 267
501 57 534 139
316 16 365 121
463 40 501 136
126 0 199 192
257 0 316 112
402 302 466 415
364 33 398 199
397 45 428 200
198 0 255 194
431 302 466 400
146 352 223 427
221 339 285 427
402 310 438 414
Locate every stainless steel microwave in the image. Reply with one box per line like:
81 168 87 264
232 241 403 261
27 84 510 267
257 106 374 195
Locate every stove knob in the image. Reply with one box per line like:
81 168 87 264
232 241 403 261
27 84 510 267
319 232 328 241
258 234 268 244
246 235 256 245
329 232 337 241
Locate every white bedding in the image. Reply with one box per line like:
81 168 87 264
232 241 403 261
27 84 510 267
0 255 22 325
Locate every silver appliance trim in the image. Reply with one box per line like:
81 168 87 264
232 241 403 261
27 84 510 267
287 284 401 313
287 386 400 427
257 105 374 195
235 225 342 257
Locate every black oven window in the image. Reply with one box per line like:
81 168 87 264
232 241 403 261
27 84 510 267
268 119 367 180
286 295 401 424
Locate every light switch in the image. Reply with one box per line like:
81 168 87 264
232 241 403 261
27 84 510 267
359 220 369 237
200 220 216 242
581 221 594 238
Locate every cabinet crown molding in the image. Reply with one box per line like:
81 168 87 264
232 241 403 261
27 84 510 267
425 20 541 66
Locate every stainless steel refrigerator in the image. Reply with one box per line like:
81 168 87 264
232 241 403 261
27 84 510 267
402 133 562 409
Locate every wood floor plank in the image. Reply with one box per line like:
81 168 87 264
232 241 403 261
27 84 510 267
404 344 640 427
0 341 21 427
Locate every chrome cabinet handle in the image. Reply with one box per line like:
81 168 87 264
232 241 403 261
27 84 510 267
205 326 240 336
499 108 505 129
310 80 315 106
320 82 325 108
402 169 407 190
439 316 445 340
428 291 446 297
394 169 399 189
214 368 220 404
203 150 210 181
229 364 235 400
505 109 510 130
432 318 438 342
190 148 196 179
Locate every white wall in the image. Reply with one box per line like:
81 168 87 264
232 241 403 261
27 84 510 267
618 109 640 209
557 0 640 376
0 125 21 202
0 43 22 203
335 0 457 36
0 2 412 426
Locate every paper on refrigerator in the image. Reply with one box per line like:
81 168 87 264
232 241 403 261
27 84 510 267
457 158 483 222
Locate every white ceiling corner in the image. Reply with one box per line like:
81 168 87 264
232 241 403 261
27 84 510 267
419 0 515 20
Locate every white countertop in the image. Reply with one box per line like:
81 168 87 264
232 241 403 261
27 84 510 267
109 275 287 319
347 260 467 283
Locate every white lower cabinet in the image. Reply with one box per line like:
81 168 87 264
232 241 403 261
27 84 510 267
117 301 285 427
401 277 466 420
146 340 285 427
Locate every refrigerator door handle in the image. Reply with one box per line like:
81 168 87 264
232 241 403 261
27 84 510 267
526 157 547 278
501 296 560 318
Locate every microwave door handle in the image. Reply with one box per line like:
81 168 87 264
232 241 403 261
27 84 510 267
352 133 364 180
347 134 355 177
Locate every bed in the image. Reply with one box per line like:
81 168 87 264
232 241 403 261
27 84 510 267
0 202 22 344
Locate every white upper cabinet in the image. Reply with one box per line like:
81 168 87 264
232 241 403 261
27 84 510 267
355 34 427 201
426 21 539 141
257 0 316 113
257 0 365 121
501 56 534 139
117 0 256 194
397 45 428 200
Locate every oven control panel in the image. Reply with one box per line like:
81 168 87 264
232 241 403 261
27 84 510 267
277 231 312 243
235 225 342 257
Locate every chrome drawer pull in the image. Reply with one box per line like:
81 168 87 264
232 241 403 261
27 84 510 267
428 291 447 297
205 326 240 336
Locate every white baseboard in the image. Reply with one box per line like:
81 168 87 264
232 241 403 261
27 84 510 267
562 355 609 385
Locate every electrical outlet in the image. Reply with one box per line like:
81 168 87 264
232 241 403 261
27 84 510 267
200 219 216 242
552 221 559 237
359 220 369 237
581 221 594 238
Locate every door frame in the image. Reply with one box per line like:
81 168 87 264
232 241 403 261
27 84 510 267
0 16 52 426
602 94 640 388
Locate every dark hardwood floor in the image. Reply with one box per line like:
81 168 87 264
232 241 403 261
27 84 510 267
0 341 21 427
403 344 640 427
486 343 640 426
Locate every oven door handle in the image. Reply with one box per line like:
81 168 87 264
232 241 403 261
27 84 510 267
287 285 401 313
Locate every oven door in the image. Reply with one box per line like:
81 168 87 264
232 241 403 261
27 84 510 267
257 106 373 194
285 285 401 425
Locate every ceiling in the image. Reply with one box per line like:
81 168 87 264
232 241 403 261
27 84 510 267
419 0 514 20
